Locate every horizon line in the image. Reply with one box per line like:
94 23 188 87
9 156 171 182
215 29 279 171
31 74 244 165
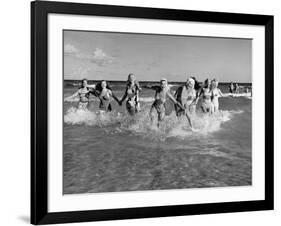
64 79 252 84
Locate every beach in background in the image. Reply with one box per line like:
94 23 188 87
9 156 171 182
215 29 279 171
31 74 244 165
63 80 252 194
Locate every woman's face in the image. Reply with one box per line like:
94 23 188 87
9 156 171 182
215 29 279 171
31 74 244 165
160 80 167 89
187 79 194 89
129 74 135 82
82 80 88 88
101 81 107 89
211 81 218 88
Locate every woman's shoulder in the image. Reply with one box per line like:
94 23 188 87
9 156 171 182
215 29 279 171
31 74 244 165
106 88 112 94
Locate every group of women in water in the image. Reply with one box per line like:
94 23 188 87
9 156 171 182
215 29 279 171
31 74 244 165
64 74 224 128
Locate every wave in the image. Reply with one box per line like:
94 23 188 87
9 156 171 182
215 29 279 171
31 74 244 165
64 106 243 140
139 97 154 103
64 98 80 102
224 92 252 98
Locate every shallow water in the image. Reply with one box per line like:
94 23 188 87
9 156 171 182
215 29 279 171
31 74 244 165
63 82 252 194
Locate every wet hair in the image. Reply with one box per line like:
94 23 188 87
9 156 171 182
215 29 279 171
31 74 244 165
127 73 136 85
95 80 112 92
127 73 134 79
204 79 210 88
80 78 88 88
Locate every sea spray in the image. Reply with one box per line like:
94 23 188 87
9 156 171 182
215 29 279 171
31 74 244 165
64 105 243 140
64 107 123 127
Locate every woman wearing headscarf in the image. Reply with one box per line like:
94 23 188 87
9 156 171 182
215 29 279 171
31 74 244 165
145 78 186 127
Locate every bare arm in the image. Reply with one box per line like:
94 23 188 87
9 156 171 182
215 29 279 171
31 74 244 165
135 81 142 92
174 87 180 98
218 88 224 97
119 87 128 104
111 91 121 104
64 90 79 101
194 88 203 104
167 91 184 110
88 88 99 97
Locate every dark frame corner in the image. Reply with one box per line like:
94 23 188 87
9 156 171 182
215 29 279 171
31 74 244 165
31 1 274 224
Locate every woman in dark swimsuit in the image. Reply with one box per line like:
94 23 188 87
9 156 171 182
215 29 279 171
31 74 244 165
198 78 214 114
95 80 120 112
119 74 142 115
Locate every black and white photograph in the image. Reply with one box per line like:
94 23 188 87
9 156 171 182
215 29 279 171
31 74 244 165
0 0 277 225
63 30 252 194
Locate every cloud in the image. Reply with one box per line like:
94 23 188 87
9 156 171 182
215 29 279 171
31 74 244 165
64 43 78 54
91 48 114 66
64 45 113 66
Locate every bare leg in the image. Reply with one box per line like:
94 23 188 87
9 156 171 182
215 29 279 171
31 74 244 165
185 109 193 128
157 111 165 127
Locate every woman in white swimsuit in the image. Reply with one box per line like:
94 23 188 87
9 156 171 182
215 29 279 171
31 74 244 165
198 79 214 114
120 74 142 115
211 79 224 112
64 79 92 109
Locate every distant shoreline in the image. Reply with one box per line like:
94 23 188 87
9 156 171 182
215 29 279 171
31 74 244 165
64 79 252 86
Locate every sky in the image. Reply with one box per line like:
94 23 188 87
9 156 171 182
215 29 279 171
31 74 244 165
64 30 252 83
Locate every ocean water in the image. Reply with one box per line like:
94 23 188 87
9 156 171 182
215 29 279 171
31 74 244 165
63 81 252 194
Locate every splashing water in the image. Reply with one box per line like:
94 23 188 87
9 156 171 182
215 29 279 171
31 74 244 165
64 105 243 141
63 82 252 194
64 107 124 127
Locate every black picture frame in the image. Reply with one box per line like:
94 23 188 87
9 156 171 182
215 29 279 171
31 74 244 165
31 0 274 224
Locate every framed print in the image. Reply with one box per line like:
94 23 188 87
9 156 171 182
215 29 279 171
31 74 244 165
31 0 274 224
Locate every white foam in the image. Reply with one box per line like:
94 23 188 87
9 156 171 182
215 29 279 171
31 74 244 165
64 105 244 141
224 92 252 98
167 110 241 138
139 97 154 103
64 107 123 126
